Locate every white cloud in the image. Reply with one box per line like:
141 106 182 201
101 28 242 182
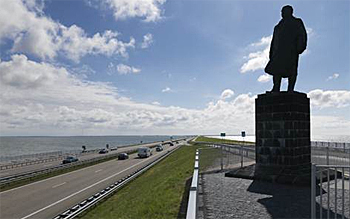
327 73 340 81
240 36 271 73
116 63 141 75
0 55 349 136
257 74 272 83
250 36 272 47
151 101 161 105
59 26 135 62
141 33 153 49
104 0 166 22
241 27 313 74
0 54 67 89
0 0 135 61
107 62 140 75
220 89 234 100
161 87 172 93
308 89 350 108
311 115 350 137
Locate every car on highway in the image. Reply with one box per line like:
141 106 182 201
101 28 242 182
138 147 152 158
62 156 79 164
99 149 109 154
155 145 163 152
118 153 129 160
169 142 174 146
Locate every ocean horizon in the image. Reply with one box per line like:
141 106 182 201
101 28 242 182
0 135 189 157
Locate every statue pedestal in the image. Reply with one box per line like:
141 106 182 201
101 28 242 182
254 91 311 184
225 91 312 184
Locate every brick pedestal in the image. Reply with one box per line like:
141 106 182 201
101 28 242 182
255 91 311 184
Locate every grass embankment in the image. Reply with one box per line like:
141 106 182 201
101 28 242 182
194 136 254 145
80 144 214 219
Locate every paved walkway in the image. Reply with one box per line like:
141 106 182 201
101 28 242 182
198 171 349 219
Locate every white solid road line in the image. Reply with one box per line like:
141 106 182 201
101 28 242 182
52 182 66 189
20 155 154 219
95 169 103 173
0 148 137 194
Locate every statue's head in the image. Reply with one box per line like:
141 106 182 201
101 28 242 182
281 5 293 19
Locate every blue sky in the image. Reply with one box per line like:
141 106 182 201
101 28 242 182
0 0 349 137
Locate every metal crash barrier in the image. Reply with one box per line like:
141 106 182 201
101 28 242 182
186 149 199 219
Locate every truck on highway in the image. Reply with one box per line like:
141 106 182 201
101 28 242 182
138 147 152 158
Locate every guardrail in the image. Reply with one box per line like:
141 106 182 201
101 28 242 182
0 139 188 170
54 145 182 219
311 164 350 219
0 139 188 189
0 149 113 170
0 148 135 188
186 149 200 219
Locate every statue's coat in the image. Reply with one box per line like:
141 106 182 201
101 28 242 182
265 17 307 77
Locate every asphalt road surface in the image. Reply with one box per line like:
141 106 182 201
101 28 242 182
0 141 173 178
0 142 184 219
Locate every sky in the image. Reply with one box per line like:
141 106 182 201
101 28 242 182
0 0 349 137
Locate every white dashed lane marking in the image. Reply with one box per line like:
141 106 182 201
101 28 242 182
52 182 66 189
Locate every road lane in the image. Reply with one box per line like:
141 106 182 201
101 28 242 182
0 140 173 178
0 142 183 219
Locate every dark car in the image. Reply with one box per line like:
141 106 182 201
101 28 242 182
118 153 129 160
62 156 79 164
156 145 163 152
99 149 109 154
169 142 174 146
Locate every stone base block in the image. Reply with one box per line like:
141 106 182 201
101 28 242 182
255 91 311 173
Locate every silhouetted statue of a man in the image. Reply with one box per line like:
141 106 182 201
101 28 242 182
265 5 307 92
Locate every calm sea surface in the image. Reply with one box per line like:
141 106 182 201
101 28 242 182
0 136 188 157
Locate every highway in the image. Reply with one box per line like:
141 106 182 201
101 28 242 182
0 141 173 178
0 141 184 219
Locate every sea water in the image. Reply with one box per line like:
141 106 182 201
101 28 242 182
0 135 187 157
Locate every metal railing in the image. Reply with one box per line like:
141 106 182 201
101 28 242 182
194 141 350 169
192 140 350 219
0 139 190 188
311 164 350 219
55 146 182 219
0 149 105 170
311 141 350 151
312 147 350 167
0 139 188 170
186 149 200 219
194 142 255 171
0 148 136 187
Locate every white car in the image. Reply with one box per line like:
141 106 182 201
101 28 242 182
138 147 152 158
